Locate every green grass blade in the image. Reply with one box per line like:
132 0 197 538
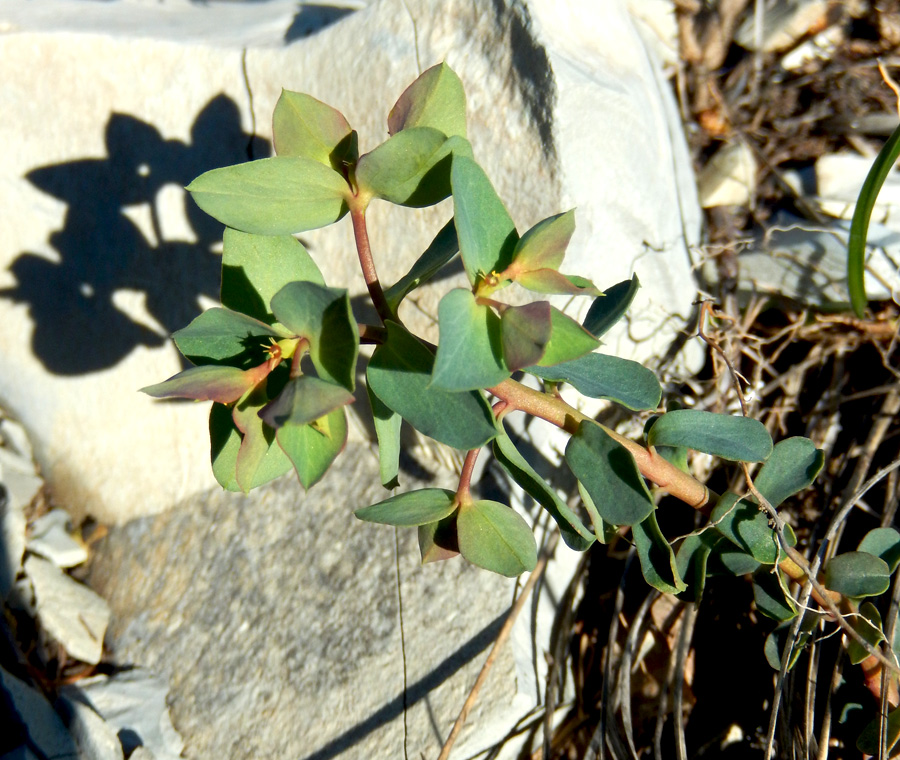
848 119 900 317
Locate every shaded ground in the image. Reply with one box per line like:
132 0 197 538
549 2 900 758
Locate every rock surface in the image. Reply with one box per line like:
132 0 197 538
86 443 520 759
0 0 700 525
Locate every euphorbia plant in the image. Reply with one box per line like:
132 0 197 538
142 63 900 742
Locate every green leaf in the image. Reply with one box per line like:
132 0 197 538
764 613 820 671
582 275 640 339
714 546 762 576
259 375 354 429
500 302 552 371
221 229 325 324
270 281 359 392
847 119 900 317
513 269 600 297
528 352 661 411
823 552 890 598
577 482 619 544
366 322 498 450
210 402 242 492
384 219 458 312
388 62 467 139
847 601 885 665
675 532 721 603
272 90 354 171
753 437 824 508
367 383 402 489
140 362 270 404
647 410 773 463
565 422 654 526
752 568 798 622
431 289 508 391
858 527 900 573
857 705 900 756
276 407 347 489
187 156 350 235
172 307 281 367
457 500 538 577
355 488 457 526
710 491 796 564
357 128 471 207
508 211 575 273
633 510 687 594
418 514 460 564
452 156 518 285
492 425 594 551
232 385 293 493
536 308 601 367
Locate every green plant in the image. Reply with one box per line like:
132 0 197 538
142 63 900 744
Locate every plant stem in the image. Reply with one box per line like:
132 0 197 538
350 205 395 324
487 378 711 511
455 448 481 504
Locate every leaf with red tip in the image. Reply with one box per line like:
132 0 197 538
140 363 270 404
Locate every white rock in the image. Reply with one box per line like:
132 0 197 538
734 0 833 53
61 671 187 760
0 0 699 526
27 508 89 568
816 152 900 228
24 554 110 665
56 693 126 760
697 140 757 208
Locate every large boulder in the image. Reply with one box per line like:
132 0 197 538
0 0 700 526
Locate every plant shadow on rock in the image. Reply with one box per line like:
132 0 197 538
0 94 268 375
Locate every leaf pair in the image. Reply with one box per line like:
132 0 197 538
188 63 470 235
355 489 537 577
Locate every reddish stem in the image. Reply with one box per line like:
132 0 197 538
456 448 481 505
350 205 394 324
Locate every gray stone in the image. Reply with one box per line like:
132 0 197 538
27 509 89 569
55 694 126 760
85 443 519 759
0 665 79 760
0 0 700 525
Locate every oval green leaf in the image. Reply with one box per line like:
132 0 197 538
633 510 687 594
187 156 350 235
367 383 402 489
431 288 509 392
528 352 661 411
753 436 824 508
272 90 354 171
565 421 654 527
858 527 900 573
647 409 773 462
173 307 280 367
221 229 325 324
452 156 518 285
752 568 798 622
500 302 552 371
259 376 354 429
457 500 537 577
357 128 469 207
710 491 796 565
366 322 498 450
823 551 890 598
270 281 359 392
275 407 347 490
847 601 885 664
355 488 457 527
232 385 293 493
675 531 721 603
210 402 242 492
418 514 460 564
388 62 467 139
535 307 600 367
582 275 640 339
508 210 574 273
